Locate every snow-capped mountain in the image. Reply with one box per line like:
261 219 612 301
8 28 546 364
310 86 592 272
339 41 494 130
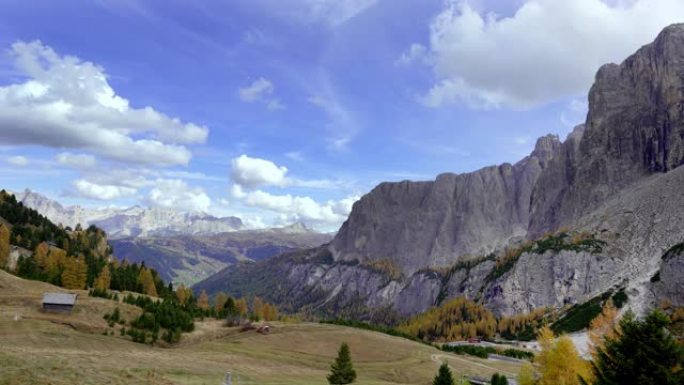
12 189 244 239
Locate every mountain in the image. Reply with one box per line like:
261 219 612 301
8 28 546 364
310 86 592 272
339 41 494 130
195 24 684 321
13 189 244 238
110 227 333 286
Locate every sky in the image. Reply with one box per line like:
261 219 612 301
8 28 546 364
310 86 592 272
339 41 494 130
1 0 684 231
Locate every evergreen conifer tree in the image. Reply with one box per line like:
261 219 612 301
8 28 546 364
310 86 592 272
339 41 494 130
432 362 454 385
587 310 684 385
327 342 357 384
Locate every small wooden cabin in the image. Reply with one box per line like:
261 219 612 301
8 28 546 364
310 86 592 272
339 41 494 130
42 293 77 313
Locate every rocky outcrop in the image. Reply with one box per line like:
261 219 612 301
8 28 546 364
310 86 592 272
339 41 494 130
198 24 684 319
331 135 561 275
530 24 684 236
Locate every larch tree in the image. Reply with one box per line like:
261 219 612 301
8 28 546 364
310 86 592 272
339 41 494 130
588 299 619 358
197 289 210 310
34 242 49 270
235 298 248 317
94 265 111 291
253 297 265 320
62 257 88 289
517 362 536 385
535 326 592 385
138 268 157 297
0 223 9 269
214 292 228 312
176 284 189 305
327 342 356 385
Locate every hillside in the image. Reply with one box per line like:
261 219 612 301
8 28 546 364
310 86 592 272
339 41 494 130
197 24 684 321
110 228 333 286
0 270 522 385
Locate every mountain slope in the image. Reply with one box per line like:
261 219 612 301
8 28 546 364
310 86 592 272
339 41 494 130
112 228 333 286
196 24 684 320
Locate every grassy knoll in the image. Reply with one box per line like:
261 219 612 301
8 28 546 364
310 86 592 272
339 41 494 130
0 270 520 385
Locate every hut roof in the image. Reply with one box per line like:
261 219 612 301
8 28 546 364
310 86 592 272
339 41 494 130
42 293 77 306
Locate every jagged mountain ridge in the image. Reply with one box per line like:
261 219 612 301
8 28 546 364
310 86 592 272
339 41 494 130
13 189 244 239
196 24 684 320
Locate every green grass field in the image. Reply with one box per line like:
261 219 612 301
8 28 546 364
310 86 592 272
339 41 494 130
0 270 521 385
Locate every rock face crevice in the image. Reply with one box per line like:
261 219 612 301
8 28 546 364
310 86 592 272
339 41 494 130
197 24 684 318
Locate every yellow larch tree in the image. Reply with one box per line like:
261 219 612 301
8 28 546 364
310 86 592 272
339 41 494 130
253 297 265 320
197 290 210 310
214 292 228 312
235 298 248 317
535 326 592 385
138 268 158 297
588 298 619 358
34 242 49 270
94 265 111 291
0 224 10 269
61 256 88 289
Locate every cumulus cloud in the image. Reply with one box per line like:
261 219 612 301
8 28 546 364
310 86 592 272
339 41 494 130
56 152 97 169
417 0 684 108
230 154 288 188
147 179 212 212
0 40 206 165
73 179 137 200
240 188 358 227
7 155 29 166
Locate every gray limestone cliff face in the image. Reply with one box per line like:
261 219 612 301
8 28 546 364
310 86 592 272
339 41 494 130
196 24 684 320
331 135 561 276
653 248 684 307
530 24 684 236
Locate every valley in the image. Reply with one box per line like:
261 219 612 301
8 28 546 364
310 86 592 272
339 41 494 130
0 270 521 385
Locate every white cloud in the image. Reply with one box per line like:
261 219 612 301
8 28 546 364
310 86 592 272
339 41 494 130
267 99 285 111
395 43 427 67
73 179 137 200
307 93 359 151
230 154 288 188
302 0 378 26
147 179 211 212
285 151 304 162
7 155 29 166
239 77 274 102
56 152 97 169
238 77 285 110
418 0 684 108
0 40 206 165
239 188 358 227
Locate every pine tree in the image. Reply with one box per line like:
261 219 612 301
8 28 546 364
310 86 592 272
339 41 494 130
0 223 9 269
432 362 454 385
491 373 509 385
197 290 209 310
327 342 357 385
588 310 684 385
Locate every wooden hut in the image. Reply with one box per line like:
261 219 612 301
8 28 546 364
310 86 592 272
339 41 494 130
42 293 77 313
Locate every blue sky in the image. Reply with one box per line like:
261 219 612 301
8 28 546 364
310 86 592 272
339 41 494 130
1 0 683 231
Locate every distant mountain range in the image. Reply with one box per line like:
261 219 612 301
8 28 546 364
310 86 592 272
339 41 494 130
13 189 244 239
12 189 334 286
